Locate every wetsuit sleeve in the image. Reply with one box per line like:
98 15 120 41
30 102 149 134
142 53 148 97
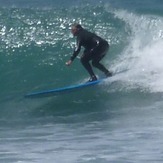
70 38 81 61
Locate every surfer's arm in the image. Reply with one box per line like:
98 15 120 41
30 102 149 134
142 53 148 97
70 39 81 61
66 38 81 66
66 46 81 66
66 47 80 66
66 45 81 66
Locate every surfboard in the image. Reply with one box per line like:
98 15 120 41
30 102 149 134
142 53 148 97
25 78 105 98
25 69 128 98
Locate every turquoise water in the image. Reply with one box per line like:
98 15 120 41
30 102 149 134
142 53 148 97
0 0 163 162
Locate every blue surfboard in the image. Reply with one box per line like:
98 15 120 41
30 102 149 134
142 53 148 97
25 78 105 98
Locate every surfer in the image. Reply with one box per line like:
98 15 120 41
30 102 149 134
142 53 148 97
66 23 112 82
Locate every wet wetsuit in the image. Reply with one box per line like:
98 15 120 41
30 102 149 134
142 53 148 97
70 28 110 78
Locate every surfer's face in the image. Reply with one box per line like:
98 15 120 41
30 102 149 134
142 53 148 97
71 26 78 36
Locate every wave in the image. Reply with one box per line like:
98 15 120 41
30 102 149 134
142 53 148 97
0 5 163 119
0 6 128 96
109 9 163 93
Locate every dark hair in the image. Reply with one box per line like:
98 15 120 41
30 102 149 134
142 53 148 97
72 23 83 29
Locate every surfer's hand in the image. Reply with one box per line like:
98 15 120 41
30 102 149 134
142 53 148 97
66 60 72 66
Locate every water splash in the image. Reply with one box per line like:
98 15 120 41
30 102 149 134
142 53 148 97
111 10 163 92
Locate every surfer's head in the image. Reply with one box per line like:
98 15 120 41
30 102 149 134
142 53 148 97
71 23 83 36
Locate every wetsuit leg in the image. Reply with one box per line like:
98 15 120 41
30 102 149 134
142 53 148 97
91 42 110 74
80 52 96 78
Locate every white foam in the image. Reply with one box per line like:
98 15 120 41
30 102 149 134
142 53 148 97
111 10 163 92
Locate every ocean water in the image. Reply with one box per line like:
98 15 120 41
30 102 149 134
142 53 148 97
0 0 163 162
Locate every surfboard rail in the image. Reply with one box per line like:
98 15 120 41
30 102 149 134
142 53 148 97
25 78 104 98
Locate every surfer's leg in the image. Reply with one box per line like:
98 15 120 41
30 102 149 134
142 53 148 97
92 43 112 77
80 54 97 81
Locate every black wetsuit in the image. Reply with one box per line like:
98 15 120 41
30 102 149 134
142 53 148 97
70 28 109 78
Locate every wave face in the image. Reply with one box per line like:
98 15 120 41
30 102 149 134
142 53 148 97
0 0 163 162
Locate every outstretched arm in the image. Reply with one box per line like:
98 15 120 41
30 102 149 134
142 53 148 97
66 38 81 66
65 60 72 66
